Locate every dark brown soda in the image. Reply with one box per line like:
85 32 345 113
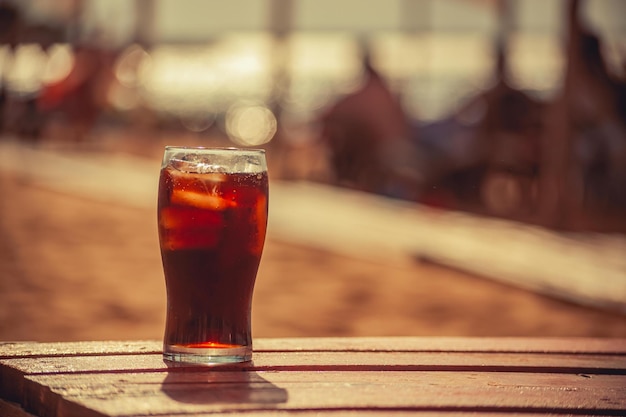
158 166 268 350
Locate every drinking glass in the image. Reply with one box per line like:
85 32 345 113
157 146 268 365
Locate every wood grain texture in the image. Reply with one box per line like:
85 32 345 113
3 337 626 358
0 341 162 359
3 351 625 377
1 338 625 417
25 371 626 411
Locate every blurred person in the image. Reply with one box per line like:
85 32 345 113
38 42 115 142
319 49 420 200
470 62 544 218
415 39 544 216
533 0 626 232
568 16 626 214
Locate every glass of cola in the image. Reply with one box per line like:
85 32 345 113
157 146 268 365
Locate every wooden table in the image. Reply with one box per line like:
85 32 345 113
1 337 625 416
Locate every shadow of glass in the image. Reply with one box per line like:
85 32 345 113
160 363 288 406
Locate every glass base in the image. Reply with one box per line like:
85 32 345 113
163 344 252 365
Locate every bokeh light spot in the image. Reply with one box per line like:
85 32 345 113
225 103 277 146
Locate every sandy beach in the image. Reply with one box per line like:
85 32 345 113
0 136 625 342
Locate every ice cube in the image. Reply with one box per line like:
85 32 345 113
171 189 236 210
166 166 227 186
170 154 225 174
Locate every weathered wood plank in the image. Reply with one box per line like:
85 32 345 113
30 371 626 417
28 370 626 396
2 351 625 378
2 340 626 417
0 341 162 359
3 338 626 359
254 337 626 354
3 351 625 415
54 392 626 417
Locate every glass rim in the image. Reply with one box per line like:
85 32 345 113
164 146 265 155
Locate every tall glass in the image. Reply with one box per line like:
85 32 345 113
157 147 268 365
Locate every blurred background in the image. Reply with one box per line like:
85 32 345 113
0 0 625 341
